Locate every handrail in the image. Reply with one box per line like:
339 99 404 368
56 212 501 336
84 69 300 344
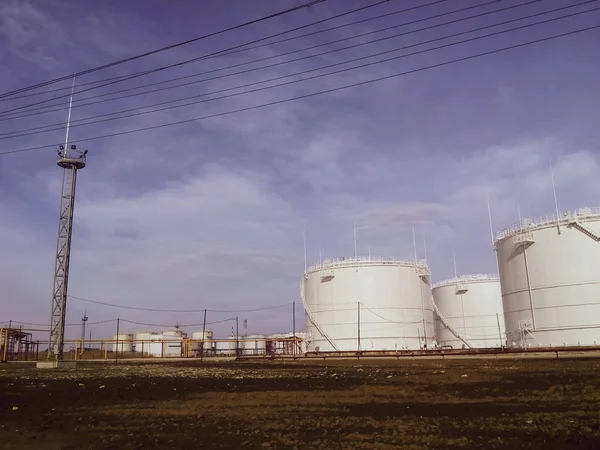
431 299 473 349
300 275 339 351
307 256 430 274
433 274 498 289
496 206 600 241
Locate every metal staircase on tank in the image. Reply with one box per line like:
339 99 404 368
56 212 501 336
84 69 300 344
300 275 340 351
431 298 473 349
568 219 600 241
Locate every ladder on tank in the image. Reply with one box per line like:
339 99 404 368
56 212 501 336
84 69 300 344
300 276 340 351
431 299 473 349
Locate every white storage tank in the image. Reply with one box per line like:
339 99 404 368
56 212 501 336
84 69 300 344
134 331 158 353
301 256 435 352
243 334 266 355
148 334 164 357
496 207 600 347
215 337 237 356
191 330 213 341
162 329 184 357
191 330 214 353
433 275 505 349
112 333 134 353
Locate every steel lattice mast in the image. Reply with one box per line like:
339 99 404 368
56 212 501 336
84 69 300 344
47 78 88 361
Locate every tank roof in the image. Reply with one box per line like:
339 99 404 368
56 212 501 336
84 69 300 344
496 206 600 242
306 256 430 275
433 274 499 289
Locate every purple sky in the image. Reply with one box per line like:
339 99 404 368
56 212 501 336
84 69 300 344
0 0 599 341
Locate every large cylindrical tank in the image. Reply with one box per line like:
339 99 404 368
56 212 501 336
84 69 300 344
112 333 133 353
433 275 505 349
243 334 266 355
496 207 600 347
301 256 435 352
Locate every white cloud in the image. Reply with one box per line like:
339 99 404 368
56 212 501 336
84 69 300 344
1 0 599 344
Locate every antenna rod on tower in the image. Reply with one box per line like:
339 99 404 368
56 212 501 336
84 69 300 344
412 222 418 264
353 220 357 260
64 75 76 157
485 189 502 277
303 230 307 273
550 159 561 234
453 248 458 279
485 189 495 249
423 236 428 262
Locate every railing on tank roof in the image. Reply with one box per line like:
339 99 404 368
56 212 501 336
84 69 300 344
306 256 430 274
432 273 498 289
495 206 600 242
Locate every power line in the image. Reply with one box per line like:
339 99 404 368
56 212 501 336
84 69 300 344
0 0 328 99
67 294 292 313
1 24 596 157
0 2 591 140
120 317 235 328
0 0 516 122
0 0 390 111
6 319 116 327
1 7 596 143
0 0 452 103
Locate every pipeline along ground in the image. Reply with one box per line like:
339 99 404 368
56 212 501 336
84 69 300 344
1 356 599 449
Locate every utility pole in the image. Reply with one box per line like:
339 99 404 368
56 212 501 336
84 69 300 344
81 311 88 343
114 318 120 364
200 309 207 362
357 302 361 351
235 316 239 358
292 301 296 357
496 313 503 350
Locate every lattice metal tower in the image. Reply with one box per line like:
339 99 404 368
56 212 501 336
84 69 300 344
47 81 88 361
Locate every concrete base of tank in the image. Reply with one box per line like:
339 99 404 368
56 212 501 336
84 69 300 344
36 360 77 369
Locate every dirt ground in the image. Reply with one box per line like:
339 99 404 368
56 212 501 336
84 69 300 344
1 356 599 449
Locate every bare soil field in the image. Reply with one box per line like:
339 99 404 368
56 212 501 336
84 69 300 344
1 357 599 449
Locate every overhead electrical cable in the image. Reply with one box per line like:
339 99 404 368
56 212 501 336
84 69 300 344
0 0 523 122
0 0 399 110
1 24 597 157
0 0 329 99
1 6 596 141
0 0 455 103
120 317 236 328
67 294 292 313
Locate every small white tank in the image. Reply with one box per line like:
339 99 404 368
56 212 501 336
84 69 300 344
243 334 266 355
191 330 213 341
112 333 134 353
161 331 183 357
145 334 163 357
191 330 214 353
215 337 237 356
134 332 158 353
163 329 185 337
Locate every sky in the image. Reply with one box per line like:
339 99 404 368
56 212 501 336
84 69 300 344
0 0 598 342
